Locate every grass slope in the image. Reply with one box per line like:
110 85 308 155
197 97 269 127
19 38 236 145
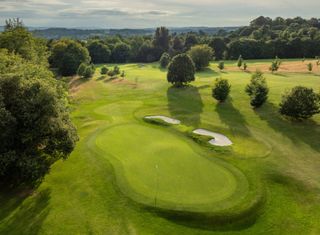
0 60 319 234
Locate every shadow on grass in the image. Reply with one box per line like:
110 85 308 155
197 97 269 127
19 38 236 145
255 102 320 152
167 85 204 127
0 188 50 235
96 75 107 81
69 77 89 89
215 98 251 136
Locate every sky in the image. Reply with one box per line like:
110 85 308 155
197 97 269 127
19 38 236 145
0 0 320 28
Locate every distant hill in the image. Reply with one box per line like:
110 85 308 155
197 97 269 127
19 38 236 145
0 26 237 39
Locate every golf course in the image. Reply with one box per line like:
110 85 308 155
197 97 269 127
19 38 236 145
0 59 319 234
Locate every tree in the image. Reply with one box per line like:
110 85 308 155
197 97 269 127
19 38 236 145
279 86 320 120
171 36 184 55
269 59 280 72
159 52 170 68
167 54 195 87
0 18 48 64
50 39 90 76
0 50 78 186
237 55 243 68
87 40 111 64
209 37 226 60
153 27 170 54
112 42 131 63
188 44 213 71
212 78 231 102
218 61 225 70
100 66 109 75
184 34 198 50
245 71 269 108
307 63 313 72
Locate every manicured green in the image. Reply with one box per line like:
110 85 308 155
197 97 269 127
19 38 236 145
0 60 319 234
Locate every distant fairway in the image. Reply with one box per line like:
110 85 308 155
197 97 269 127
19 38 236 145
1 59 319 234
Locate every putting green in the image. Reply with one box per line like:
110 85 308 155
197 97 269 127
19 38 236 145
94 123 249 212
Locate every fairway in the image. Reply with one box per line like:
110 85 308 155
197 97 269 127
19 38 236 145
1 59 320 234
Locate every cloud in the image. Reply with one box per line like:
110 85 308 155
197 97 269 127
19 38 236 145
0 0 319 28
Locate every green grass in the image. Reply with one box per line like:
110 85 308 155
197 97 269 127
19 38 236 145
0 60 320 234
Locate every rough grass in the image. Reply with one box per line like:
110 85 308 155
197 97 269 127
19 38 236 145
0 60 320 234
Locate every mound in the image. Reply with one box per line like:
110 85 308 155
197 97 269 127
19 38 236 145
92 123 250 213
144 115 181 125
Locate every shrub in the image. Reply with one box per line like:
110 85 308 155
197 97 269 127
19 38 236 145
159 52 171 68
269 58 281 72
245 71 269 108
243 62 248 71
237 55 243 68
167 53 195 87
113 66 120 75
188 44 214 71
83 65 95 79
78 63 95 79
307 63 313 72
212 78 231 102
100 66 108 75
218 61 225 70
77 63 87 77
279 86 320 120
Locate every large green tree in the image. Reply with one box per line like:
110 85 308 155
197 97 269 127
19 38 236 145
112 42 131 63
0 50 78 186
50 39 90 76
87 40 111 64
188 44 214 71
167 54 195 87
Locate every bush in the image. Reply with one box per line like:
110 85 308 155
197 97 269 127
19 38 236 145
237 55 243 68
167 53 195 87
159 52 171 68
269 58 281 72
307 63 313 72
218 61 225 70
77 63 95 79
100 66 108 75
243 62 248 70
212 78 231 102
188 44 213 71
245 71 269 108
279 86 320 120
83 65 95 79
77 63 87 76
113 66 120 75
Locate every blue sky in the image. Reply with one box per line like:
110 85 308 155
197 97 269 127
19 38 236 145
0 0 319 28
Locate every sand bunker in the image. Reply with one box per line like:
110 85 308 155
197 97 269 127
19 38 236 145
145 116 181 125
193 129 233 146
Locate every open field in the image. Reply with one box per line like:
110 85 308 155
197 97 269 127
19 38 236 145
0 59 320 234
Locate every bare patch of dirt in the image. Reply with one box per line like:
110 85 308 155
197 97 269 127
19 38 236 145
226 60 320 73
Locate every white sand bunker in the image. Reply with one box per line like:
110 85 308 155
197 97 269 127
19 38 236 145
193 129 233 146
145 116 181 125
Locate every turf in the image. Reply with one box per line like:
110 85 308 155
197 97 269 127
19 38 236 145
0 60 320 234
